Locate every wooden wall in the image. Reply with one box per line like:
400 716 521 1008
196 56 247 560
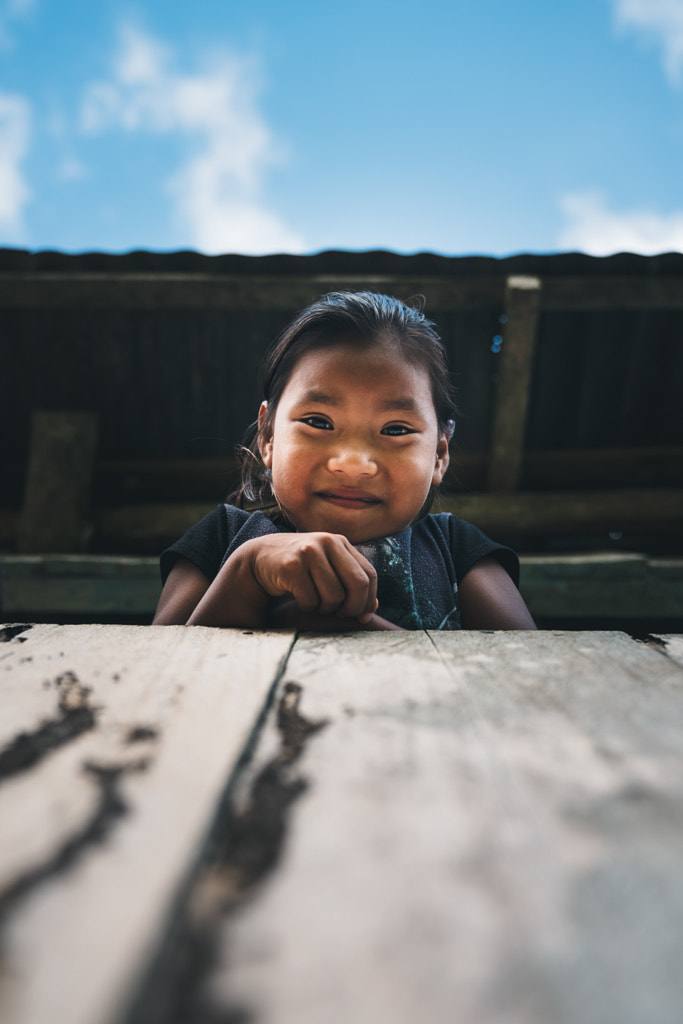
2 248 683 559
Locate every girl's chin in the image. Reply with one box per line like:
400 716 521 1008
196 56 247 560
282 501 416 543
296 520 409 545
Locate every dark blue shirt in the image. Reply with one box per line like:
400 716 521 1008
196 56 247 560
161 505 519 630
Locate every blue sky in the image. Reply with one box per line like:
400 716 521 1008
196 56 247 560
1 0 683 255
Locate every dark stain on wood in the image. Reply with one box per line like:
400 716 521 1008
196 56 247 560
0 671 96 781
124 682 327 1024
0 761 131 925
0 624 32 643
126 725 159 744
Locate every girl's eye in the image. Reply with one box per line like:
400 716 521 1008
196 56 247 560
301 415 333 430
381 424 415 436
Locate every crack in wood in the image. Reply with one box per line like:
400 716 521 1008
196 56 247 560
0 671 97 781
122 682 327 1024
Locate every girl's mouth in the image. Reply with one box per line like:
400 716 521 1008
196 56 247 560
317 490 381 510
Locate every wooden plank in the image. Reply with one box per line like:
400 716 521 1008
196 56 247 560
2 272 683 311
96 502 216 551
519 552 683 619
7 447 683 514
0 274 505 310
17 411 99 554
175 630 683 1024
92 489 683 551
542 275 683 310
4 446 683 508
517 446 683 491
439 487 683 534
2 553 682 621
0 555 161 615
488 276 542 492
89 446 683 499
0 623 294 1024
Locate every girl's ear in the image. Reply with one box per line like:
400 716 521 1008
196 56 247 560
258 401 273 468
432 434 450 486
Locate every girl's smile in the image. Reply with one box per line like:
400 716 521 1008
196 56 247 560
259 339 450 544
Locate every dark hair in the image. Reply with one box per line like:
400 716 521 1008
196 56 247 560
232 291 456 511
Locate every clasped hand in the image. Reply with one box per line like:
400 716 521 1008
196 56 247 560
245 532 379 624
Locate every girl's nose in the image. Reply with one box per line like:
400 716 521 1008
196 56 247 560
327 443 378 477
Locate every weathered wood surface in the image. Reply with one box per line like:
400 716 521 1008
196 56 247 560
0 623 294 1024
192 630 683 1024
3 627 683 1024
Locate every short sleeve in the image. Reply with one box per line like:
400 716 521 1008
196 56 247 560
160 505 249 584
443 514 520 586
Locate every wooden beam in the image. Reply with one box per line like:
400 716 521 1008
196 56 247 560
2 553 682 620
2 272 683 310
488 276 542 492
0 274 505 311
439 488 683 534
17 411 99 554
446 446 683 493
96 502 215 549
5 447 683 509
0 555 161 616
519 552 683 619
89 489 683 549
542 274 683 310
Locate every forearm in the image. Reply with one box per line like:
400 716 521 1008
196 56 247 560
186 544 270 628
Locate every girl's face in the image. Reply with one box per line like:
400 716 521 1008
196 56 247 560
259 339 450 544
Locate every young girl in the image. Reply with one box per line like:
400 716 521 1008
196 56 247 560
154 292 535 631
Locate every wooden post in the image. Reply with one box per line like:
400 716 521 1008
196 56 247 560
488 275 542 492
17 411 99 553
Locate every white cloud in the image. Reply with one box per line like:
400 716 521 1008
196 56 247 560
0 91 31 241
80 24 305 254
610 0 683 84
559 190 683 254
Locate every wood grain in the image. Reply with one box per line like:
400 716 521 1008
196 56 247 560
0 623 294 1024
198 630 683 1024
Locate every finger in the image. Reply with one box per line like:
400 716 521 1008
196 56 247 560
321 538 377 619
342 543 378 619
278 538 340 613
306 558 349 615
286 568 322 613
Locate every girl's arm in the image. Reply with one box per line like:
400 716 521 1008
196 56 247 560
153 557 211 625
459 556 536 630
153 533 380 629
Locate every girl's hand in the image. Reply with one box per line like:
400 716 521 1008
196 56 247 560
266 600 403 631
246 532 379 623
